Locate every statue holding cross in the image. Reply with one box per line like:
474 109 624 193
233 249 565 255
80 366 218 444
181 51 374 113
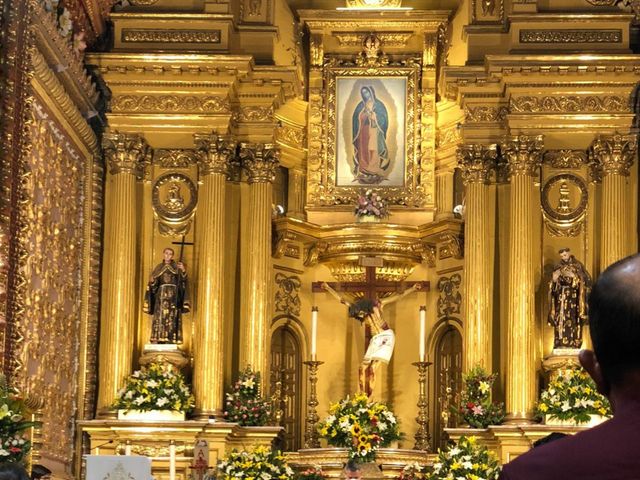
314 262 428 397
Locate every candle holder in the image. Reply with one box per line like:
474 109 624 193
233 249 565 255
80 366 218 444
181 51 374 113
413 361 432 451
303 360 324 449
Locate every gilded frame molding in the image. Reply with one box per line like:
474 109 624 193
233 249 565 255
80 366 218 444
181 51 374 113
308 59 424 207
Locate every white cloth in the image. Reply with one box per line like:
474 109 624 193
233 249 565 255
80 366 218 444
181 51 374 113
363 329 395 364
85 455 152 480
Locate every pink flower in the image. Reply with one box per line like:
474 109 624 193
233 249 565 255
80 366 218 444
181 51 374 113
472 404 484 415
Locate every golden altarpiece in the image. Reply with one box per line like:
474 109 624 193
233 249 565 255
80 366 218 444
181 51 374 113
0 0 638 478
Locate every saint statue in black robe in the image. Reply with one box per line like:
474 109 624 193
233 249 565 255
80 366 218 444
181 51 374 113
143 247 189 344
548 248 592 349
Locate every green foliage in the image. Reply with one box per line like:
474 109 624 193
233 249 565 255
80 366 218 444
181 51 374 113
318 392 402 463
113 363 195 412
536 367 611 424
456 366 505 429
223 366 273 426
427 436 501 480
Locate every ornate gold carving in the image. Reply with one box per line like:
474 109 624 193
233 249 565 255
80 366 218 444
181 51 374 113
590 133 638 177
543 150 587 169
439 233 463 260
541 174 588 237
276 123 306 149
511 95 629 113
436 123 461 149
464 105 508 123
501 135 544 178
310 34 324 68
308 61 426 207
111 95 231 114
423 245 437 268
457 144 498 185
155 150 198 169
152 173 198 236
194 134 236 176
482 0 496 15
122 29 221 44
130 0 160 5
274 273 302 317
519 29 622 44
240 143 280 184
18 103 87 465
326 261 416 284
437 274 462 318
356 34 389 67
345 0 403 7
102 132 150 177
235 105 274 122
334 32 413 48
115 443 188 457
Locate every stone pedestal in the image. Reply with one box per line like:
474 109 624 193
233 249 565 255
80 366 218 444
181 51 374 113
542 350 580 382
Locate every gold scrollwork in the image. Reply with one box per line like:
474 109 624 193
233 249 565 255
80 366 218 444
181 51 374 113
122 29 221 44
464 105 508 123
541 173 588 237
152 173 198 236
155 150 198 169
308 60 425 207
334 32 413 48
519 29 622 44
543 150 587 169
511 95 629 113
111 95 230 114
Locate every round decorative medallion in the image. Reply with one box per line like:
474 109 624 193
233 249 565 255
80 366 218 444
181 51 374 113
541 173 588 236
152 173 197 223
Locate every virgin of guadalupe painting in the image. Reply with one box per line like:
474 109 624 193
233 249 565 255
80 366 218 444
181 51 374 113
336 77 406 187
352 86 390 183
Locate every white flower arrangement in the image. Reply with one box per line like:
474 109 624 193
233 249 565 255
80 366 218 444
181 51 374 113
114 363 195 413
216 446 293 480
428 436 501 480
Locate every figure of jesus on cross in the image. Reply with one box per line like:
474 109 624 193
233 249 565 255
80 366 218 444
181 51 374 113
314 262 427 397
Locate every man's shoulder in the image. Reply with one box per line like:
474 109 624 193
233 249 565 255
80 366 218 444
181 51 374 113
500 416 640 480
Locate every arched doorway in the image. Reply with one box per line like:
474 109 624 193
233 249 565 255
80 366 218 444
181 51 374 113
433 325 463 448
270 323 303 451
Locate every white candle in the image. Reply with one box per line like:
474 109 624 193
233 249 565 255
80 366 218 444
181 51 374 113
311 307 318 361
125 441 131 456
419 306 426 361
169 441 176 480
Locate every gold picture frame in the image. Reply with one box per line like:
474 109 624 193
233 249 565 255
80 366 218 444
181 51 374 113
308 59 425 207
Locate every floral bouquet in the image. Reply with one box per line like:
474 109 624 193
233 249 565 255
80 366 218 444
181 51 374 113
318 392 402 462
536 367 611 424
216 446 293 480
456 365 505 428
428 436 501 480
223 366 273 426
397 462 428 480
296 466 326 480
354 189 389 219
0 376 40 464
114 363 195 412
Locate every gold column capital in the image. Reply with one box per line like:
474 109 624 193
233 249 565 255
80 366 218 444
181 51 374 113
194 133 236 176
239 143 280 184
457 143 498 184
590 133 638 177
500 135 544 178
102 132 150 177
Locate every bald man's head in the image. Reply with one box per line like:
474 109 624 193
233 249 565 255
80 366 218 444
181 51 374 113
588 253 640 385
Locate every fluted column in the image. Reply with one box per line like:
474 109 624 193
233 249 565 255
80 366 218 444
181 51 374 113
457 144 497 372
97 133 149 416
192 133 235 418
239 143 279 387
591 134 637 270
501 134 543 423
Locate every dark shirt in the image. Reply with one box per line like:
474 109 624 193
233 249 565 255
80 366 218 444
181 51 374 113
499 401 640 480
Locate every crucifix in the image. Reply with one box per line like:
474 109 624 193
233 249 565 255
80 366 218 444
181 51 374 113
312 257 429 397
171 235 194 263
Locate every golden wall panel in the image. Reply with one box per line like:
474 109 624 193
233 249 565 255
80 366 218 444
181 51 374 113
15 101 87 465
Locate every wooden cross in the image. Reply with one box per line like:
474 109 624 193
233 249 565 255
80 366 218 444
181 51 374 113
312 258 429 342
171 235 194 263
